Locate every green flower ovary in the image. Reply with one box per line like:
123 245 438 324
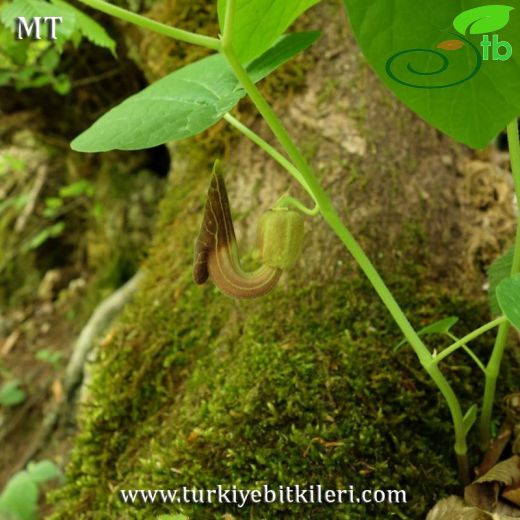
257 209 304 270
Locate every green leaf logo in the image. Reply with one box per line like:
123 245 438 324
453 5 514 35
343 0 520 148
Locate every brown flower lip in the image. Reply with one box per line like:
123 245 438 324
193 162 281 299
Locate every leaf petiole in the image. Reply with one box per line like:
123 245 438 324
428 316 506 368
223 113 318 216
274 194 319 216
223 113 317 206
446 333 487 374
76 0 221 51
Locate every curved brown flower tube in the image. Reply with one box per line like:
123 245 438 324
193 162 282 299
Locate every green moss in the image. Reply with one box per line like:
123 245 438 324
49 143 520 520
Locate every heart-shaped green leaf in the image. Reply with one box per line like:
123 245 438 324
72 33 318 152
497 275 520 331
453 5 514 35
217 0 320 63
343 1 520 148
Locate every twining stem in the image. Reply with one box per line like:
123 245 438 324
480 119 520 450
222 0 469 483
429 316 506 368
77 0 221 51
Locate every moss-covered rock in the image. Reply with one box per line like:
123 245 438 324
49 142 519 519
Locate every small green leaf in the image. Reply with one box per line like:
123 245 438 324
0 379 26 407
0 71 12 86
59 179 93 198
395 317 459 351
497 275 520 331
417 317 459 336
15 66 38 81
40 49 60 71
247 31 321 83
217 0 320 63
488 246 514 315
26 460 61 484
36 348 63 367
28 73 53 88
23 222 65 251
0 154 25 174
463 404 478 435
52 73 71 95
45 197 64 209
453 5 514 35
0 471 38 520
43 198 63 218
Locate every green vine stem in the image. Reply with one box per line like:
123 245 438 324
222 0 470 484
480 119 520 450
77 0 221 50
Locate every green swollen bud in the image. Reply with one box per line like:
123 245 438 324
257 209 305 270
